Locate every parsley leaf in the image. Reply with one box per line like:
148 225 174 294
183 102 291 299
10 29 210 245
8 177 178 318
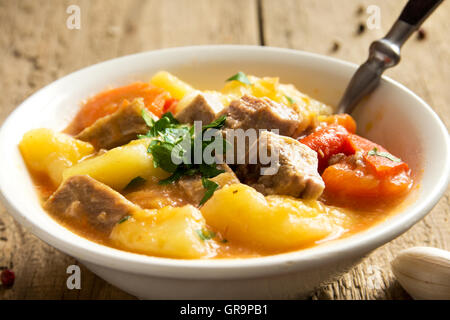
147 140 179 172
158 166 187 185
141 109 156 127
118 215 131 224
202 115 227 130
199 177 219 206
285 95 295 105
144 111 180 138
125 176 146 189
196 228 216 241
198 163 225 178
367 147 402 162
141 110 228 205
226 72 252 85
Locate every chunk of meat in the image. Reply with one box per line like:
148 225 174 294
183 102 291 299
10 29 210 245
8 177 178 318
175 92 224 124
220 95 303 137
177 164 240 205
65 82 169 135
76 98 154 150
124 164 239 208
44 175 139 235
236 131 324 199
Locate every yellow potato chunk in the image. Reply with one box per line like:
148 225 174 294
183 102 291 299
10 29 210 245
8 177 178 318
201 184 353 252
111 205 216 259
19 128 94 186
150 71 194 100
63 138 170 190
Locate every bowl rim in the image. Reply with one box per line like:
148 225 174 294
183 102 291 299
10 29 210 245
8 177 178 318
0 45 449 279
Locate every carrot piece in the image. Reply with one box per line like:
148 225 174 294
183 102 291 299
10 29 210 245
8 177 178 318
65 82 171 135
320 114 357 133
347 134 409 177
299 125 353 171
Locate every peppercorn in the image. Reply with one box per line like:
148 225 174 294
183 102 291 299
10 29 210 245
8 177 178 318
356 6 364 16
357 23 366 35
331 41 341 53
1 269 15 287
417 29 426 41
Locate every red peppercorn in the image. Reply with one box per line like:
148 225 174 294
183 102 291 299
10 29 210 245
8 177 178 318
1 269 15 287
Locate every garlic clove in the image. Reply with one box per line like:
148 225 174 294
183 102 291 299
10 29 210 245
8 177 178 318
391 246 450 300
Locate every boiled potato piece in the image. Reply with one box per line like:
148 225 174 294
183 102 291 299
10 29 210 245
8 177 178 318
111 205 216 259
221 75 279 102
150 71 194 100
63 138 170 190
201 184 354 252
19 128 94 186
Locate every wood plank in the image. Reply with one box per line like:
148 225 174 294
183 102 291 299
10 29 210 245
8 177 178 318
0 0 259 299
262 0 450 300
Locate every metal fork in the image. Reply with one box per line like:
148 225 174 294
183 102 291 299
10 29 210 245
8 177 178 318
337 0 444 114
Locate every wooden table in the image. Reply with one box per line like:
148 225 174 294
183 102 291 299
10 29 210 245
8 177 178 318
0 0 448 300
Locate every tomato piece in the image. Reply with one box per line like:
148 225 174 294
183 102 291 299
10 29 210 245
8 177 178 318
320 114 357 133
299 125 353 171
322 157 412 202
65 82 171 135
364 153 409 178
163 97 179 114
322 159 381 198
347 134 409 178
380 170 412 196
347 134 384 153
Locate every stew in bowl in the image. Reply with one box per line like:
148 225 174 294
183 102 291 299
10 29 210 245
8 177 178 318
18 71 414 260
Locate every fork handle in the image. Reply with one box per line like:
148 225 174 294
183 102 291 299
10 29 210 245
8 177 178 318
399 0 443 27
336 0 443 114
386 0 443 49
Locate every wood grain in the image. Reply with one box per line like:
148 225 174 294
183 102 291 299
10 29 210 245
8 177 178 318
0 0 448 300
261 0 450 300
0 0 259 300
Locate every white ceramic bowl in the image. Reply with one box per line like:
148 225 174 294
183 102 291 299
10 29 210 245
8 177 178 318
0 46 449 299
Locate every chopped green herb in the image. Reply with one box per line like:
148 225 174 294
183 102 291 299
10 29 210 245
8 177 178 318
147 140 179 173
198 163 225 178
196 228 216 241
285 95 295 105
137 133 151 139
202 115 227 131
141 109 156 127
141 111 228 205
367 147 402 162
226 72 252 85
125 176 146 189
158 167 185 185
199 177 219 206
118 215 131 224
221 239 228 244
138 112 183 139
